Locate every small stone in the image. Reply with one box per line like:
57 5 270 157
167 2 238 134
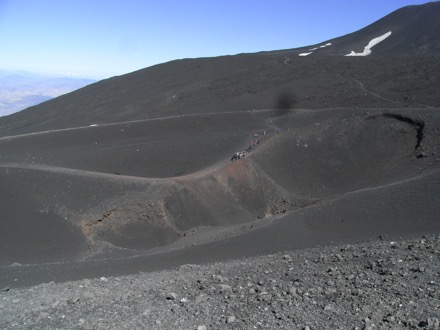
384 315 396 323
227 315 236 323
213 274 224 282
289 286 297 295
68 296 80 304
283 254 292 261
219 284 232 292
82 292 94 299
427 318 439 328
166 292 177 300
197 326 207 330
324 304 332 311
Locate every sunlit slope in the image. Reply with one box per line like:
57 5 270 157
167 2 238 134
0 110 270 178
1 108 438 266
0 3 439 138
1 58 439 138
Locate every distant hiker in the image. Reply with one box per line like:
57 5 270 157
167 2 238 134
231 152 241 161
231 135 261 161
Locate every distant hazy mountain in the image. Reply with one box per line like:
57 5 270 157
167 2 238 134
0 70 95 116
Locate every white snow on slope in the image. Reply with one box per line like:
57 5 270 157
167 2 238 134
345 31 392 56
298 43 332 56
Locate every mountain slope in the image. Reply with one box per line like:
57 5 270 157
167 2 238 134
0 3 439 137
1 2 440 286
293 1 440 57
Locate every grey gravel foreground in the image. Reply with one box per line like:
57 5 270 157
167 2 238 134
1 234 439 329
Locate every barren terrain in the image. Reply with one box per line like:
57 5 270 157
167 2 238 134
1 3 440 328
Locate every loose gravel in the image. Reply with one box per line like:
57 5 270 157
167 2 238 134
1 234 439 329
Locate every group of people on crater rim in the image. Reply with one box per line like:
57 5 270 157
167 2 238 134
230 132 262 161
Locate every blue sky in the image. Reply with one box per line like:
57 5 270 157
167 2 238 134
0 0 431 79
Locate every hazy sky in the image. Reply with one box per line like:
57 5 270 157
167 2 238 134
0 0 431 79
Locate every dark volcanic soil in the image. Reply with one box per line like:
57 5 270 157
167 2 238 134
1 234 439 329
1 13 440 326
1 56 439 137
1 107 439 271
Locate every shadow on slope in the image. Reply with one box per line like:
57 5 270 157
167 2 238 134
1 54 439 138
252 109 427 197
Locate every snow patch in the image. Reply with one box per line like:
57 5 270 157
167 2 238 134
299 43 333 56
345 31 392 56
318 43 332 49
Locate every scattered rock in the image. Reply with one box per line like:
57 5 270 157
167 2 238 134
165 292 178 300
82 291 94 299
227 315 236 323
1 234 439 329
